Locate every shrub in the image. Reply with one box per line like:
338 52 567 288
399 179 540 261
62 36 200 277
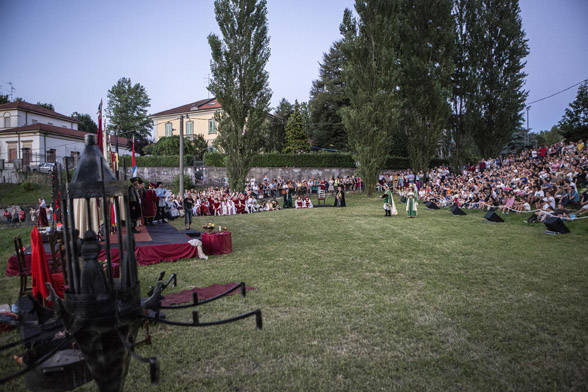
172 174 194 194
203 152 226 167
119 155 194 167
21 182 39 192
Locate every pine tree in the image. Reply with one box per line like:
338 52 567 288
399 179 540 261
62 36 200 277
398 0 455 172
467 0 529 158
264 98 293 152
106 77 152 149
340 1 402 196
558 82 588 141
208 0 271 191
309 41 350 151
283 101 310 153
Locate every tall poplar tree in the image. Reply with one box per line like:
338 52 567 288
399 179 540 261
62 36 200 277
398 0 455 172
309 41 350 151
208 0 272 191
467 0 529 158
340 0 401 196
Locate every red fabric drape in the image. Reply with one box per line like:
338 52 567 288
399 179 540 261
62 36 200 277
30 227 64 300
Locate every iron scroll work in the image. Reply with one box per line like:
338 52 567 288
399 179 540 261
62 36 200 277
1 134 262 392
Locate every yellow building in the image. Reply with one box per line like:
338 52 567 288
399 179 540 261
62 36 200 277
150 98 222 145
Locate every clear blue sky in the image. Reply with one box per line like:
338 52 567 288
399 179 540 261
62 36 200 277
1 0 586 137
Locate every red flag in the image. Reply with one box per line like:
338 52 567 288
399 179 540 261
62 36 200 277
97 99 103 153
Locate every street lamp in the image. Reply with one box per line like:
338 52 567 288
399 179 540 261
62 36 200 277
178 113 189 198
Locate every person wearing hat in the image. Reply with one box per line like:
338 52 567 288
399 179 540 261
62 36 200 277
128 177 141 233
334 185 346 207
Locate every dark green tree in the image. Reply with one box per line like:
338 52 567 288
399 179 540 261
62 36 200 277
309 40 350 151
535 125 563 146
340 1 401 196
398 0 455 172
0 94 9 104
467 0 529 157
208 0 272 191
105 77 153 151
36 102 55 111
447 0 479 168
71 112 98 134
501 127 533 154
558 82 588 141
143 135 208 160
283 101 310 153
264 98 293 152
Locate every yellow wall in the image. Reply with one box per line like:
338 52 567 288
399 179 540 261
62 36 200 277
152 108 221 144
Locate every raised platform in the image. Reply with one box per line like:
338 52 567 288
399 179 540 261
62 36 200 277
5 223 201 277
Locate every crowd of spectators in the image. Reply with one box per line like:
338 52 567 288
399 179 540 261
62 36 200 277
380 140 587 221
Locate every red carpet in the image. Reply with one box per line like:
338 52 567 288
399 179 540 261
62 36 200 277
6 223 201 277
161 283 255 306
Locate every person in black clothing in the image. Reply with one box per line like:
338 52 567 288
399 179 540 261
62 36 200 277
183 193 194 230
334 185 346 207
128 177 141 233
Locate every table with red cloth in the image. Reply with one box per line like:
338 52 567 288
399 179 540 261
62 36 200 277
201 231 232 255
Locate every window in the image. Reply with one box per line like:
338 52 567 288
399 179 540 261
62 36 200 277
165 122 172 136
46 149 56 163
3 113 10 128
208 119 217 134
32 119 38 124
48 122 53 126
186 120 194 135
70 151 80 165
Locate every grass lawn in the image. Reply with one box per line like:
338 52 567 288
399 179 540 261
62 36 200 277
0 183 52 207
1 193 587 391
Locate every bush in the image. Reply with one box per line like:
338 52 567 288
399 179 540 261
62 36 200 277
21 182 39 192
203 152 226 167
119 155 194 167
172 174 194 194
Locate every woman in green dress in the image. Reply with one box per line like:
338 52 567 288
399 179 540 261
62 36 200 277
406 187 418 218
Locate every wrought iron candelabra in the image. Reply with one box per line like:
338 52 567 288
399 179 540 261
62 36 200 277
1 134 262 392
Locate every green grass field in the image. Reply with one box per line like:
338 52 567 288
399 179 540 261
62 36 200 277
1 193 587 391
0 183 52 207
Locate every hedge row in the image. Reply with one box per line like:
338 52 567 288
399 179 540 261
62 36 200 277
119 155 194 167
203 152 446 169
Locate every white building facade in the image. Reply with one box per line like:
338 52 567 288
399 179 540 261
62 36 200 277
0 101 131 183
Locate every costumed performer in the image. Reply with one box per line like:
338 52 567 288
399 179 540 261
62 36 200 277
406 185 418 218
334 185 346 207
382 185 398 216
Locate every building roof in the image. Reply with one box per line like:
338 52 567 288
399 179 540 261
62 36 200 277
150 98 222 117
0 123 130 148
0 101 78 123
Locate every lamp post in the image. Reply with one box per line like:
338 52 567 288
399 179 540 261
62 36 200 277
526 105 531 147
179 114 189 198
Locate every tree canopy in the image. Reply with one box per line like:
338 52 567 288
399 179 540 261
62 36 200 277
71 112 98 134
143 135 208 160
284 101 310 153
558 82 588 141
309 40 350 151
105 77 153 151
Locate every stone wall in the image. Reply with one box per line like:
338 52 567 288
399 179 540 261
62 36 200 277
0 169 51 185
205 167 357 183
123 166 358 186
124 167 197 184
